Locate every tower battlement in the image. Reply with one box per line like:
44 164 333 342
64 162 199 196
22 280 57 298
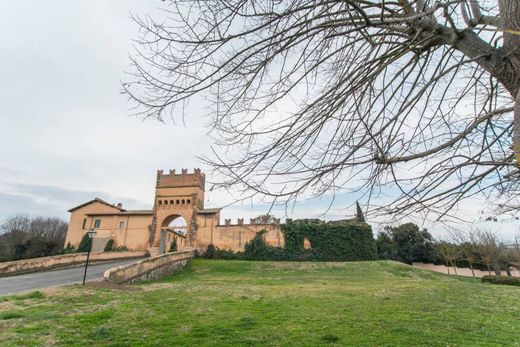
156 168 205 190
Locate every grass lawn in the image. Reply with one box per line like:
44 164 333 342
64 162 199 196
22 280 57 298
1 259 519 346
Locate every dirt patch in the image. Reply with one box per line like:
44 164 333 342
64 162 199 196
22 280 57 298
253 262 347 271
84 280 142 292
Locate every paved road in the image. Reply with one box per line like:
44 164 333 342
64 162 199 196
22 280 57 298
0 258 143 296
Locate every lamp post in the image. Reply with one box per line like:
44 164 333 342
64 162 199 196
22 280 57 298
82 229 97 286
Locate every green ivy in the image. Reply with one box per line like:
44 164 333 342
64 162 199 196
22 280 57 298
204 220 377 261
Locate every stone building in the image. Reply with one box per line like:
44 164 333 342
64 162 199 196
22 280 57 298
64 169 284 256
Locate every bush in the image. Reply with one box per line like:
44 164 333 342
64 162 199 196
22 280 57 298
481 275 520 286
205 244 217 259
60 243 75 254
103 239 115 252
203 244 242 259
243 231 284 261
76 233 92 252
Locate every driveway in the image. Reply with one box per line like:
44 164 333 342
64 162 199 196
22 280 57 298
0 258 143 296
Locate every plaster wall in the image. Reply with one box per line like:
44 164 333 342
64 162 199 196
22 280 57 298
64 202 121 248
194 213 284 252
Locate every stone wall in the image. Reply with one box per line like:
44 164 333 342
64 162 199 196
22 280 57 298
0 251 148 277
103 249 195 284
413 262 520 278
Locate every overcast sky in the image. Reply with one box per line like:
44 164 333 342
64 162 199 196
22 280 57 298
0 1 518 241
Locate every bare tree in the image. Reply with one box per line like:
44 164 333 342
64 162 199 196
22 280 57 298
125 1 520 219
450 229 479 277
435 240 461 275
0 216 68 261
475 229 502 275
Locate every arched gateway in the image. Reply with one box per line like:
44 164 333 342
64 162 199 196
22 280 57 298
151 169 205 254
64 168 284 256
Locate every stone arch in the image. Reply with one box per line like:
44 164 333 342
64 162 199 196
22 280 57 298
152 206 194 248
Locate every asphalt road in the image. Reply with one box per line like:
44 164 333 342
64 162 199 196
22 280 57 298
0 258 143 296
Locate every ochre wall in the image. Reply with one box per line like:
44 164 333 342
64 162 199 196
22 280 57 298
64 202 152 251
194 213 284 253
65 169 284 255
85 214 152 251
64 202 121 248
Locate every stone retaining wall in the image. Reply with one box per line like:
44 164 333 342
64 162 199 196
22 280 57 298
413 262 520 278
0 251 148 277
103 249 195 284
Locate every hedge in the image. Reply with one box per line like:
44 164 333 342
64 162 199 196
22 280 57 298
282 220 377 261
481 275 520 287
204 219 377 261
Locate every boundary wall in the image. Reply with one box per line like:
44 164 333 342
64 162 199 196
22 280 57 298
413 262 520 278
103 249 195 284
0 251 147 277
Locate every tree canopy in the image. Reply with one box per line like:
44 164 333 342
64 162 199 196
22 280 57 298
125 1 520 220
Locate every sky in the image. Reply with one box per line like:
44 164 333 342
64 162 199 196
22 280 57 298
0 1 518 242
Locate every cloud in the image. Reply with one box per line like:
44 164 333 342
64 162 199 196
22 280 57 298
0 181 148 221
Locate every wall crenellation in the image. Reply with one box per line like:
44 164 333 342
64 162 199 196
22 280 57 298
156 168 205 190
221 217 281 226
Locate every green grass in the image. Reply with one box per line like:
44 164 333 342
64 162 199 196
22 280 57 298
1 259 519 346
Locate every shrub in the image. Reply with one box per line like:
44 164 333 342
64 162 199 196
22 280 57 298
203 244 241 259
60 242 75 254
76 233 92 252
481 275 520 286
103 239 115 252
243 231 284 261
205 244 217 259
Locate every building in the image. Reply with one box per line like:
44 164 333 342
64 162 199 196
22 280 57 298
64 169 284 255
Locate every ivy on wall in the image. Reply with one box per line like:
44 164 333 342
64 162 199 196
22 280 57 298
281 220 377 261
205 220 377 261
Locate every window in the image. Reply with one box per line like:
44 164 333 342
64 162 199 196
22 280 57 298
176 200 180 204
187 199 191 204
170 200 174 205
82 218 86 229
119 221 125 229
158 200 162 205
94 219 101 228
181 199 185 204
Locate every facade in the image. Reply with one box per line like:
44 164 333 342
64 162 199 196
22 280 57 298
64 169 284 255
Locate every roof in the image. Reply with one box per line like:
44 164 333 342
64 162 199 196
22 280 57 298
86 210 153 216
68 198 124 213
197 208 222 214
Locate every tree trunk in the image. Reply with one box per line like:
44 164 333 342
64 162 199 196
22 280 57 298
515 90 520 164
493 263 502 276
469 263 475 278
499 0 520 163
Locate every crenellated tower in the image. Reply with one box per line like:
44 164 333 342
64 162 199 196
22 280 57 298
150 168 206 253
